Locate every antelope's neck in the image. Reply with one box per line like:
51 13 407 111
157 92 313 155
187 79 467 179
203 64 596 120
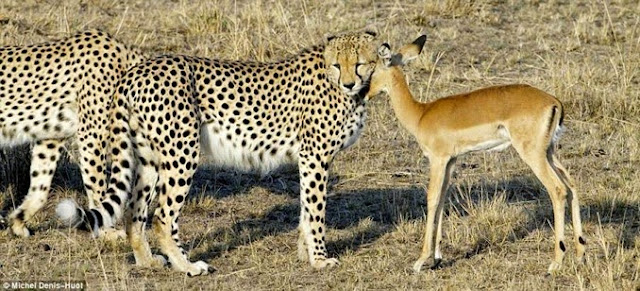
386 68 424 134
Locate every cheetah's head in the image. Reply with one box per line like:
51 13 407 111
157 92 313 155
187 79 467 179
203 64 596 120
324 31 378 96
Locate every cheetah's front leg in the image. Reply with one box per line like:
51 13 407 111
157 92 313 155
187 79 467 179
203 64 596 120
297 152 339 269
9 140 64 237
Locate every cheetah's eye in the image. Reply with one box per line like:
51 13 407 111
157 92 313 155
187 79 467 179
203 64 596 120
332 64 341 70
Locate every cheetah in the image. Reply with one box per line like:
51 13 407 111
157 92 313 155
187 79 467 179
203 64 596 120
57 31 386 276
0 30 144 237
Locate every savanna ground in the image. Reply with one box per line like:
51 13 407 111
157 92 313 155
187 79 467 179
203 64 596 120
0 0 639 289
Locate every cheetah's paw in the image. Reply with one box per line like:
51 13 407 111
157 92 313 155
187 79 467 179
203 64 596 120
311 257 340 269
99 228 127 241
185 260 216 277
547 261 562 274
8 216 31 238
10 224 31 238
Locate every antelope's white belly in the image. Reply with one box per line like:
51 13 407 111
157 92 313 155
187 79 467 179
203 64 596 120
459 125 512 154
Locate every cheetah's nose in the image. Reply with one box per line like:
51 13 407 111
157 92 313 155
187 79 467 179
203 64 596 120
343 83 355 90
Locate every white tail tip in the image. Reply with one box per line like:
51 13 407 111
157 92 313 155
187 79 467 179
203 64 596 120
56 199 81 227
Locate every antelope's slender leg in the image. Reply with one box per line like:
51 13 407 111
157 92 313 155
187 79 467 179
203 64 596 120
550 153 585 262
513 141 568 273
433 157 457 267
413 156 452 272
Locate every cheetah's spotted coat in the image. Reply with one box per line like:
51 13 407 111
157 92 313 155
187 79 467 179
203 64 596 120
0 30 144 237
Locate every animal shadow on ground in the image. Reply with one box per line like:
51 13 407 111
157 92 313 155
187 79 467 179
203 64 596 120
190 164 303 200
189 164 429 262
190 178 427 262
582 196 639 250
434 176 556 268
190 170 613 268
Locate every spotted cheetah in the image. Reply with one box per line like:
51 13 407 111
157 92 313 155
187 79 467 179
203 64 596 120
0 30 144 237
57 31 384 275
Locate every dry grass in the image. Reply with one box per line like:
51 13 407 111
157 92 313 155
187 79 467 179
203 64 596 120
1 0 639 289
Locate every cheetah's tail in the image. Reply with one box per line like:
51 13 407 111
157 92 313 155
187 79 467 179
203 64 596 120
55 199 107 235
55 88 134 235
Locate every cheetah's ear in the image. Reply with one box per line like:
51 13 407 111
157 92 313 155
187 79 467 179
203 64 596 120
325 34 337 42
364 30 377 38
363 24 378 38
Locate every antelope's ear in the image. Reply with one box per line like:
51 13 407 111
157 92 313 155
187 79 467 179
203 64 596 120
377 43 392 59
390 34 427 66
377 43 393 66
